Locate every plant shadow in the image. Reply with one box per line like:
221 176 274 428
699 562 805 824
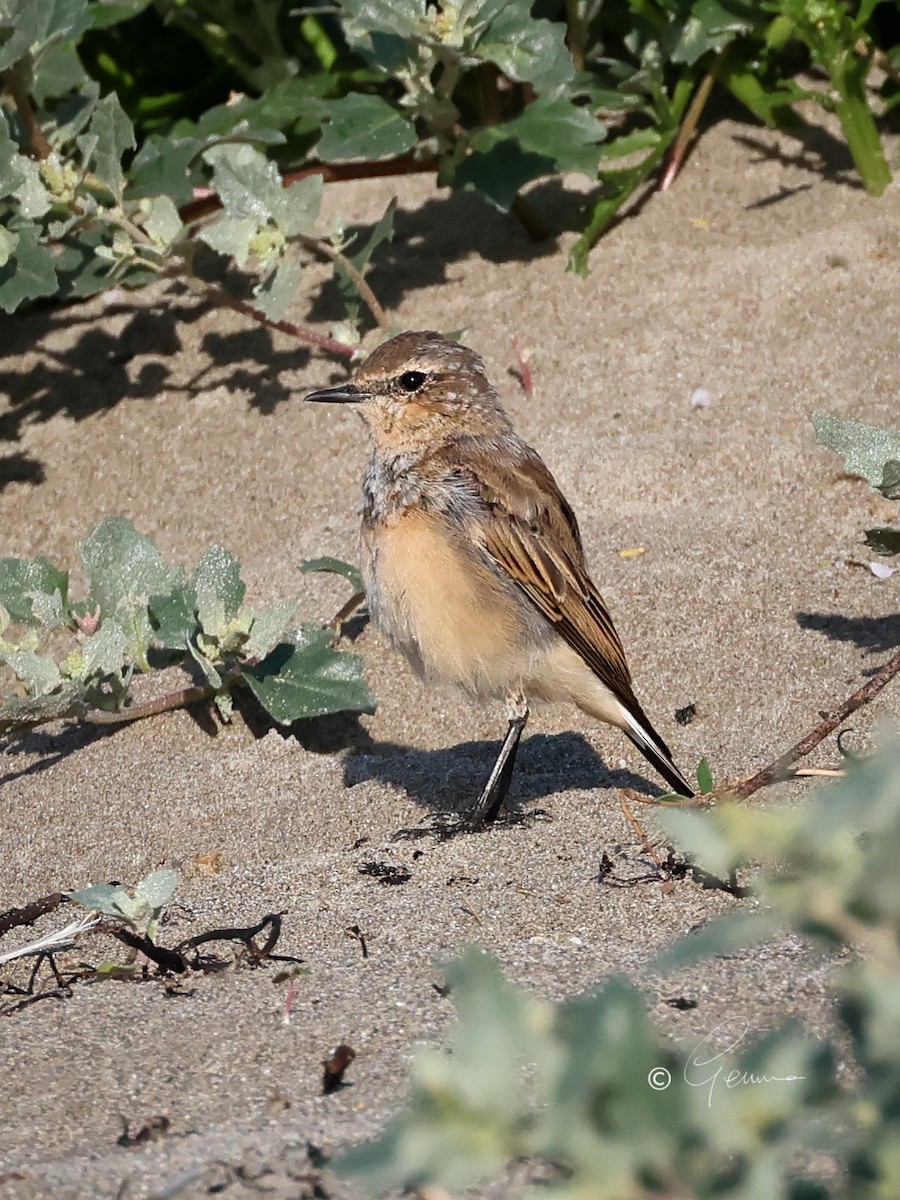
796 611 900 658
1 93 883 472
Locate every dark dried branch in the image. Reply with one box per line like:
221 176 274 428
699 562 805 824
173 912 283 964
0 892 67 938
191 280 356 359
733 645 900 799
104 926 188 975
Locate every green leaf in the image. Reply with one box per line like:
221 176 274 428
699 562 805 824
0 124 52 217
192 545 246 640
317 94 416 162
813 412 900 489
87 0 154 29
79 622 128 677
0 224 57 312
475 10 574 91
655 806 737 876
143 195 183 248
270 173 323 239
196 215 258 268
252 255 304 321
127 135 201 205
0 685 85 731
0 227 15 268
0 556 68 625
84 91 134 201
654 910 783 971
334 197 396 322
670 0 756 65
696 756 714 794
244 598 298 661
454 139 555 211
300 556 365 593
863 526 900 556
339 946 542 1192
79 516 182 670
202 142 284 223
482 96 607 177
67 881 128 916
148 584 197 651
134 867 179 910
0 0 92 71
30 40 88 102
241 626 375 723
878 460 900 501
0 647 62 695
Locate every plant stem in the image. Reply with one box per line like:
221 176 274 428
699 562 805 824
732 646 900 799
568 74 695 273
833 51 891 196
658 66 717 192
297 234 390 332
180 274 357 358
2 67 52 160
83 681 221 725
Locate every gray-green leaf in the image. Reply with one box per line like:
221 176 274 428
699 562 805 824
474 10 574 90
86 92 135 201
317 94 416 162
0 647 62 695
193 545 246 639
79 516 182 669
0 555 69 625
241 626 375 723
300 556 365 593
864 526 900 556
0 0 92 71
813 412 900 490
0 225 57 312
134 867 179 910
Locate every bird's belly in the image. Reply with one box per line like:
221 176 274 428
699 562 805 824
365 509 541 697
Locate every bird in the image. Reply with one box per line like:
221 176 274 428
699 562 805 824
306 330 694 826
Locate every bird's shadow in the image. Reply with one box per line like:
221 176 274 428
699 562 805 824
344 729 660 817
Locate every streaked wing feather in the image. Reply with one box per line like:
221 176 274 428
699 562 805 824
454 445 637 708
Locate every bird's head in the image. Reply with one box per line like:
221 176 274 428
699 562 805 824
306 330 511 450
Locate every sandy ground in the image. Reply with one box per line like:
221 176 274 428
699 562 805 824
1 109 899 1198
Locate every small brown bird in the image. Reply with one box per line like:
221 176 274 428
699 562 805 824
307 330 693 824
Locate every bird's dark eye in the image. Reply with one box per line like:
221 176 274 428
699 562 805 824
398 370 426 392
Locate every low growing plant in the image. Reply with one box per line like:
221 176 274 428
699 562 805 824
0 515 374 736
814 411 900 561
338 735 900 1198
1 0 896 326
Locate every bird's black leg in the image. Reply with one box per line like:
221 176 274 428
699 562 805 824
467 692 529 827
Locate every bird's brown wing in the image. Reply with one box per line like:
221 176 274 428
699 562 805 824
450 442 637 709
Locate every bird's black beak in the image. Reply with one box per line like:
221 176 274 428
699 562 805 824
305 383 368 404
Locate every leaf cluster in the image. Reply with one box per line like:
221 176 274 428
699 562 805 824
340 737 900 1198
1 0 896 316
0 515 374 736
0 0 396 326
69 866 178 944
814 412 900 559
